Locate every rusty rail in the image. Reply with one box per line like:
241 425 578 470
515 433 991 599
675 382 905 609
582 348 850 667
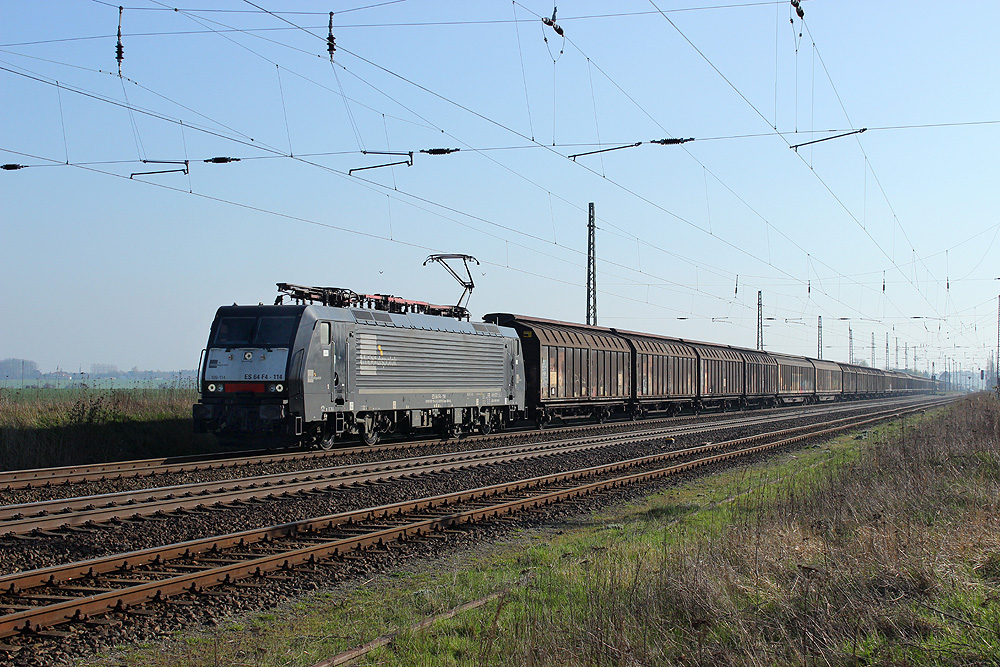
0 396 935 490
0 399 948 639
0 399 943 536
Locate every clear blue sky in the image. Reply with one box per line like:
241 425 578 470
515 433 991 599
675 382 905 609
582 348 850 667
2 1 998 377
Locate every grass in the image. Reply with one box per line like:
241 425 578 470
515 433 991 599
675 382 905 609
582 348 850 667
85 396 1000 667
0 387 213 470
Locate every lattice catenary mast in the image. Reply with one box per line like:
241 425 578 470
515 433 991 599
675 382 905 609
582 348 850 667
817 316 822 359
586 203 597 326
756 291 763 351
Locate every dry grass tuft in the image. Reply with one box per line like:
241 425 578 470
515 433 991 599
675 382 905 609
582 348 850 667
499 397 1000 666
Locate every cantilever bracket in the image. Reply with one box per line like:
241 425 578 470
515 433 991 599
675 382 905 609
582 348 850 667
130 159 189 179
349 151 414 175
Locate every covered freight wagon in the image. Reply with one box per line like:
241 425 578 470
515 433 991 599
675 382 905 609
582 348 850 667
616 331 698 415
485 314 630 424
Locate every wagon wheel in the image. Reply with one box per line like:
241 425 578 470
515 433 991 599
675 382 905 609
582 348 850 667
318 433 336 451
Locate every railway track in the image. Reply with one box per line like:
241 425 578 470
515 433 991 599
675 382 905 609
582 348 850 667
0 398 944 537
0 396 937 492
0 397 950 641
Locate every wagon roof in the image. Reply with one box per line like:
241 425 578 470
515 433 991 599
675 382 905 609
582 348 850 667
612 330 697 357
484 314 629 351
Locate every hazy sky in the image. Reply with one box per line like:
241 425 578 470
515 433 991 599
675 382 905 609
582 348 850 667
2 1 998 375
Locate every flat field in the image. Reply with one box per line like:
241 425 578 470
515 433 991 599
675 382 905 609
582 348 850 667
0 388 212 470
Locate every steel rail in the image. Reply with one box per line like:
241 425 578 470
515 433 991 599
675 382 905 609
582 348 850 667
0 427 680 535
0 396 935 490
0 416 687 490
0 399 940 536
0 399 949 638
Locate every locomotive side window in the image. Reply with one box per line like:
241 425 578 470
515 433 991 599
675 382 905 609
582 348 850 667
319 321 331 345
215 317 255 345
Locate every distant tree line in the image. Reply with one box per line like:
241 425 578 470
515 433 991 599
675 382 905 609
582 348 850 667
0 358 41 380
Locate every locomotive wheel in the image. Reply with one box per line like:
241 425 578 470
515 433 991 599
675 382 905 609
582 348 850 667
359 425 379 446
358 416 380 446
318 433 336 451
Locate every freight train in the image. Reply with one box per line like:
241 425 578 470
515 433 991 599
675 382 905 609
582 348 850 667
192 284 937 447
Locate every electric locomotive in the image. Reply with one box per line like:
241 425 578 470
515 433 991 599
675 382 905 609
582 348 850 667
193 284 525 447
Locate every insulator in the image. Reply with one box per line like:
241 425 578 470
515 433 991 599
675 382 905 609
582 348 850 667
327 11 336 60
420 148 460 155
116 6 124 71
796 6 804 18
2 163 27 170
204 157 241 164
650 137 694 145
790 0 800 7
552 24 564 36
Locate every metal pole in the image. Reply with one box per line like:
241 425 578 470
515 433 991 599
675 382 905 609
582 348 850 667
817 315 822 359
586 203 597 326
757 291 763 351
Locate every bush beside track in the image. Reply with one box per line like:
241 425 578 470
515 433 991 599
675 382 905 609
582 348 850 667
0 388 214 471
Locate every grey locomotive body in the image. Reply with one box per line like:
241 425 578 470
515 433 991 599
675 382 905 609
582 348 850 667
194 303 525 447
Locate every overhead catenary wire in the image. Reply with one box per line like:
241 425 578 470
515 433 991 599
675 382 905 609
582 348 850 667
643 0 980 352
0 40 938 334
511 1 535 142
4 5 987 363
0 13 933 340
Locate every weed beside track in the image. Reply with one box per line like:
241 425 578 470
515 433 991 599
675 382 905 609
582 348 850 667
488 396 1000 667
67 395 996 667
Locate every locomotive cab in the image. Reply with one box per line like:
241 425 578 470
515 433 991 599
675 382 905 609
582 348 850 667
193 305 304 445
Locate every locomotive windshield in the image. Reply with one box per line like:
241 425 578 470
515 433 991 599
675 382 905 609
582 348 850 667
213 315 298 347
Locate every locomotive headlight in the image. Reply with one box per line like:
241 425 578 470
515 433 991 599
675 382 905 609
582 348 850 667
214 383 225 392
207 383 216 393
274 383 284 393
